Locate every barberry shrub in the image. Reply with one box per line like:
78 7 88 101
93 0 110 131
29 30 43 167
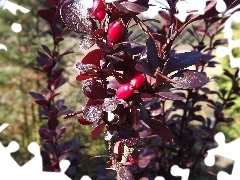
32 0 240 179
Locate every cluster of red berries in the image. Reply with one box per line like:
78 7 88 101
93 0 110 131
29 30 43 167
116 74 145 100
92 0 125 43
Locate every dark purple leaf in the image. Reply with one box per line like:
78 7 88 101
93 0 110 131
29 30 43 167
36 51 50 59
213 38 228 47
62 139 75 153
163 51 202 75
38 127 53 140
66 166 77 177
155 92 185 101
56 127 66 140
170 70 209 89
60 1 93 34
136 57 153 75
143 119 174 143
29 92 45 100
42 45 52 56
36 56 51 67
35 99 50 106
118 127 140 147
37 8 56 26
146 38 159 74
118 166 134 180
121 0 149 14
48 93 60 102
47 118 59 130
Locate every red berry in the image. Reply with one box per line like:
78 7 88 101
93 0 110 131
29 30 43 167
95 10 106 21
78 117 93 125
116 83 134 99
92 0 106 21
130 74 145 89
108 21 124 42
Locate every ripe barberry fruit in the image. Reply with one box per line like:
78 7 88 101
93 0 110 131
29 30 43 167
108 21 124 42
93 0 106 21
130 74 145 89
95 10 106 21
116 83 134 99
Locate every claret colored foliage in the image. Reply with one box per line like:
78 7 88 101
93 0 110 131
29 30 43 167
31 0 240 179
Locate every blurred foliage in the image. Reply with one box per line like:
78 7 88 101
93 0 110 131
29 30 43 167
215 21 240 142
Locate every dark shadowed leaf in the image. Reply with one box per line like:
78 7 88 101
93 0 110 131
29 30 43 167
146 38 159 74
155 92 185 101
121 0 149 14
144 119 174 143
118 166 134 180
91 123 105 140
60 1 93 34
170 70 209 89
135 60 153 77
163 51 202 75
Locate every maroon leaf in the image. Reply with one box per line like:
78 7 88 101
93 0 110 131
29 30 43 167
91 123 105 140
163 51 202 75
47 118 59 130
82 49 102 66
76 75 93 81
60 1 93 34
144 119 174 143
155 92 185 101
170 70 209 89
35 99 50 106
37 9 56 26
46 0 58 5
121 0 149 14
